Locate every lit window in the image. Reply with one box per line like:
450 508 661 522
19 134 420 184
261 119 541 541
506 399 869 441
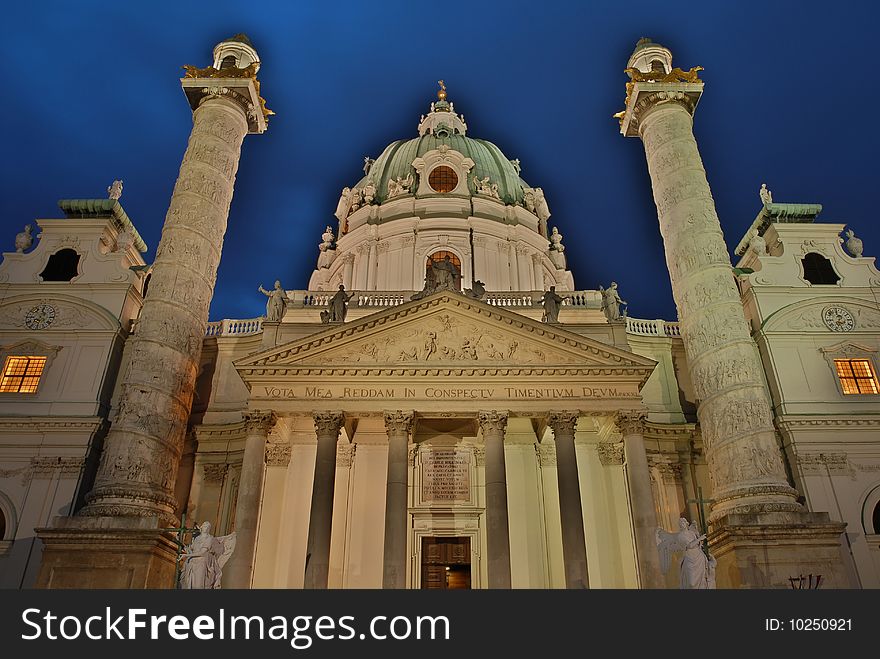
0 356 47 393
428 166 458 193
834 359 879 395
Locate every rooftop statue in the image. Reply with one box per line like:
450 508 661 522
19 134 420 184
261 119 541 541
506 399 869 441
258 280 287 322
363 156 375 175
465 279 486 300
319 225 335 251
539 286 567 323
328 284 355 323
549 227 565 252
474 176 500 199
748 228 767 256
600 282 627 322
759 183 773 206
14 224 33 253
107 179 123 200
432 255 459 292
386 173 414 199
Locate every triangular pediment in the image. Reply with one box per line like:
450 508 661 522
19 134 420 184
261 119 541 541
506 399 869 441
235 292 655 377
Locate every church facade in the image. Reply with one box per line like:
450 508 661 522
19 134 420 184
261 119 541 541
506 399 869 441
0 36 878 589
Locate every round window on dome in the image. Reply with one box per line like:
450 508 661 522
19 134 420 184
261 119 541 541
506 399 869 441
428 166 458 193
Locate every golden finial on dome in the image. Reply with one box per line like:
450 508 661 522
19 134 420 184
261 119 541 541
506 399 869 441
437 80 447 101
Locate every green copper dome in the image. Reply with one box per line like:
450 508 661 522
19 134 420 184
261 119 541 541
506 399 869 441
359 133 528 206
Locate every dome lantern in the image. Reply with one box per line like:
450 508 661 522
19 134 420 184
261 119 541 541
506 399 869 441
418 80 468 137
627 37 672 75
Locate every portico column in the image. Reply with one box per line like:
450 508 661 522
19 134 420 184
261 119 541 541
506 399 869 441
382 411 414 589
304 411 345 589
548 412 589 589
224 410 276 588
478 410 511 588
616 411 664 589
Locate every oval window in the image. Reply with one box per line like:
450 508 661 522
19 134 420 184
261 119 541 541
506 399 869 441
428 166 458 193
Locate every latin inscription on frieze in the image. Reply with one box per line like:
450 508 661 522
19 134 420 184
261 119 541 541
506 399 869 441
258 385 639 400
421 449 471 503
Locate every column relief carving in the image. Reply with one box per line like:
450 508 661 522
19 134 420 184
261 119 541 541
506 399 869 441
537 442 557 467
265 444 291 467
202 463 228 483
597 442 624 466
337 442 357 468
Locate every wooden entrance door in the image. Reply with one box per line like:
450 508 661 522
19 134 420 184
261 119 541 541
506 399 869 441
421 536 471 589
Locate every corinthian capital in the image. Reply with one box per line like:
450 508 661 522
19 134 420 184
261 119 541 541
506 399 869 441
314 411 345 437
478 411 508 435
384 410 414 436
615 411 647 436
243 410 277 435
548 411 579 437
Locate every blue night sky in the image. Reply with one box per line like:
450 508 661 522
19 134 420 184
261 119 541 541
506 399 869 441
2 1 878 322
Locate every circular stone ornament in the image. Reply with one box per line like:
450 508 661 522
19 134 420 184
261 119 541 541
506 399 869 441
25 303 56 330
822 306 854 332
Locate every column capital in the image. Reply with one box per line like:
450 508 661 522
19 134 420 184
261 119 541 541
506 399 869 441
243 410 277 435
265 443 291 467
478 410 508 435
383 410 414 436
615 410 647 436
617 62 704 138
313 411 345 437
181 58 271 134
548 411 580 437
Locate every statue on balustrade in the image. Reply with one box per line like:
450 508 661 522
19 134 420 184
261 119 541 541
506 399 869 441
600 281 627 322
328 284 355 322
539 285 567 323
258 280 287 322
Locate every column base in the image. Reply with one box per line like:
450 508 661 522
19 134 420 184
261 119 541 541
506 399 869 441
708 511 852 589
35 516 178 589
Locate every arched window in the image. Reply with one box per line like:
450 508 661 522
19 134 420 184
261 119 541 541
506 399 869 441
650 59 665 73
802 252 840 285
0 506 5 539
39 248 80 282
220 55 236 69
426 251 462 291
873 500 880 535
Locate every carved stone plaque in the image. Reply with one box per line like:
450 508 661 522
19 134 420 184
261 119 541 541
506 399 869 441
421 448 471 502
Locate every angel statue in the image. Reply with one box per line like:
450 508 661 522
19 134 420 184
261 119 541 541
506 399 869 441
656 517 717 589
178 521 236 589
107 179 123 200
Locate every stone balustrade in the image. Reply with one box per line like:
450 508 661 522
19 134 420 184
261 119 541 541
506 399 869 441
203 290 682 339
